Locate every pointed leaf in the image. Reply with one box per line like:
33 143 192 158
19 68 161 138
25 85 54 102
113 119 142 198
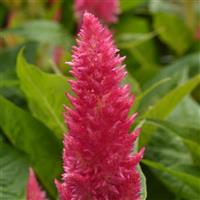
17 49 70 138
139 75 200 145
1 20 72 48
143 159 200 200
120 0 146 12
146 118 200 167
0 96 62 197
154 13 192 55
0 142 28 200
169 96 200 129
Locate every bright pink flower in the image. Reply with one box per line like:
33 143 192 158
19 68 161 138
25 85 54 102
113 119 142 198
26 168 47 200
56 12 144 200
74 0 119 24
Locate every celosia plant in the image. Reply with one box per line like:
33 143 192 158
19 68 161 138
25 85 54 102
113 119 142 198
56 12 144 199
74 0 119 24
26 168 47 200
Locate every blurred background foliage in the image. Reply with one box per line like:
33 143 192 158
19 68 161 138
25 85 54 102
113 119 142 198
0 0 200 199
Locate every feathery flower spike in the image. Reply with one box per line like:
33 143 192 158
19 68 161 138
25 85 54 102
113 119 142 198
26 168 47 200
56 12 144 200
74 0 119 24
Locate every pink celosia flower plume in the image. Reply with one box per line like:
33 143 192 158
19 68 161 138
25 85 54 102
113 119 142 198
74 0 119 24
56 12 144 199
26 168 47 200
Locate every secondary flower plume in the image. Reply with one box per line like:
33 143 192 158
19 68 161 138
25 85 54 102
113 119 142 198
74 0 119 24
26 168 47 200
56 12 144 199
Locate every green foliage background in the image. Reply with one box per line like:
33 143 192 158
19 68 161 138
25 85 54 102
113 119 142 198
0 0 199 199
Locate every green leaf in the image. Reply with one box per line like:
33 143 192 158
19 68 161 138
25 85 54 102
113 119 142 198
146 118 200 167
139 74 200 145
142 75 200 120
149 0 181 14
120 0 146 12
145 129 192 168
140 53 200 112
133 139 147 200
1 20 72 48
143 159 200 200
145 52 200 88
146 118 200 146
183 140 200 168
154 13 192 55
0 4 7 27
115 16 158 85
0 79 19 88
144 107 200 200
116 16 157 71
0 142 28 200
17 49 70 138
132 77 171 112
123 72 141 95
169 96 200 129
117 32 156 50
138 164 147 200
0 96 62 197
143 165 175 200
60 0 75 32
0 43 37 102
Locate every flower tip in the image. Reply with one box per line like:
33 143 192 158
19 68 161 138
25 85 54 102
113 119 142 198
83 11 93 21
54 180 61 197
133 112 138 118
29 167 34 176
65 61 73 66
26 168 47 200
82 11 99 26
83 11 91 18
54 179 60 188
139 147 145 158
129 112 138 124
133 127 141 137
